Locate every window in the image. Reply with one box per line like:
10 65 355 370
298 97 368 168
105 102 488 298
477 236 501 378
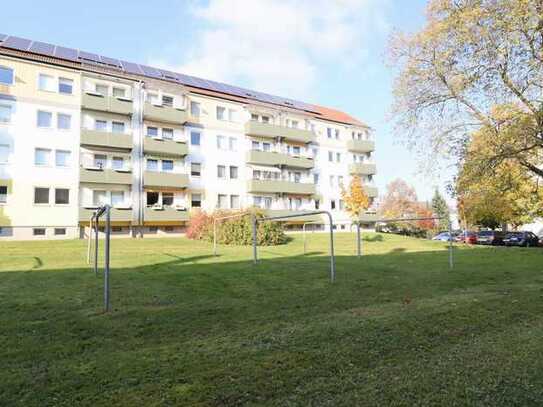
291 120 298 129
217 165 226 178
338 176 344 186
93 190 107 206
95 84 108 96
0 66 14 85
190 131 201 146
58 78 73 94
111 191 124 207
147 126 158 137
261 116 270 124
331 200 336 210
191 193 202 208
147 159 158 171
38 74 55 92
0 186 7 203
112 87 126 98
147 191 159 206
339 200 345 210
230 195 240 209
162 95 174 107
329 176 335 187
217 194 228 209
216 106 226 120
162 128 173 140
262 142 271 152
162 160 174 172
191 162 201 176
147 92 159 104
229 166 238 179
229 137 237 151
0 104 11 123
55 150 70 167
254 196 262 207
33 228 46 236
94 154 107 169
112 157 124 170
293 146 301 156
55 188 69 204
34 187 49 204
112 121 125 133
0 144 9 163
313 173 319 184
216 135 227 150
251 113 259 121
335 129 340 139
336 152 341 162
293 172 301 183
327 128 332 138
57 113 71 130
34 148 51 166
328 151 333 162
228 109 238 122
54 228 66 236
37 111 52 128
162 192 174 206
190 101 200 117
314 199 320 210
95 119 107 131
264 197 272 209
252 141 260 150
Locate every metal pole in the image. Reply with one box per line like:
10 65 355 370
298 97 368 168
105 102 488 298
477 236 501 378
356 222 361 259
94 216 99 277
303 223 307 255
448 218 453 269
213 219 217 256
104 206 111 312
86 218 92 264
325 212 336 282
252 214 258 264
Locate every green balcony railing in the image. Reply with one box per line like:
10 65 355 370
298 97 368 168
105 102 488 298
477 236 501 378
246 150 314 169
82 93 133 115
245 121 316 143
80 168 132 184
143 206 190 223
346 139 375 153
247 179 316 195
143 103 187 125
80 129 133 150
143 171 189 189
143 138 188 157
79 207 133 222
349 163 377 175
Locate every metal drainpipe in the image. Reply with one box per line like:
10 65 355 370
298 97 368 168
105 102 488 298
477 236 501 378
138 81 145 237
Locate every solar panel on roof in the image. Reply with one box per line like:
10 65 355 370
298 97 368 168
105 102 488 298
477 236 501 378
120 60 143 75
29 41 55 56
100 55 121 68
78 50 101 63
54 46 78 61
158 69 179 81
139 65 162 78
2 36 31 51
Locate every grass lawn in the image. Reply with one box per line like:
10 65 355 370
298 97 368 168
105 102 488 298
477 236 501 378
1 232 543 406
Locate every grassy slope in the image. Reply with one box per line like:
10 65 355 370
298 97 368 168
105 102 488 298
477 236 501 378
1 233 543 406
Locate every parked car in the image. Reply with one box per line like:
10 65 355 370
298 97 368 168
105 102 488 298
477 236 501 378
455 231 477 244
503 231 540 247
432 232 454 241
476 230 505 246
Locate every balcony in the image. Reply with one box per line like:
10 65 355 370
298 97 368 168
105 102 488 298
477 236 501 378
80 129 133 150
82 93 133 115
143 138 188 157
246 150 314 169
346 139 375 153
143 103 187 125
144 206 190 223
349 163 377 175
264 209 322 223
80 167 132 184
245 121 316 143
143 171 189 189
79 207 133 223
359 212 379 223
247 179 316 195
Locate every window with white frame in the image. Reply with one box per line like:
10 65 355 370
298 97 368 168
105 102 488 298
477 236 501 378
327 128 332 138
162 95 174 107
216 106 226 120
162 160 174 172
190 131 201 146
162 192 174 206
0 104 11 123
190 101 201 117
262 142 271 152
111 191 125 207
146 159 158 171
112 87 126 98
58 78 73 95
94 154 107 169
228 109 238 122
93 190 107 206
55 150 70 167
57 113 71 130
162 128 173 140
191 162 201 176
37 111 52 128
217 165 226 178
34 187 50 204
328 151 333 162
0 66 14 85
34 148 51 166
217 194 228 209
0 185 7 203
229 166 238 179
112 121 125 133
38 74 55 92
336 152 341 162
335 129 340 139
112 156 125 170
147 126 159 137
95 119 107 131
216 135 227 150
191 193 202 208
229 137 237 151
0 144 9 163
95 84 108 96
230 195 240 209
55 188 70 205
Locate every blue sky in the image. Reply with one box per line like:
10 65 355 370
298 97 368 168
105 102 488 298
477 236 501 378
2 0 450 202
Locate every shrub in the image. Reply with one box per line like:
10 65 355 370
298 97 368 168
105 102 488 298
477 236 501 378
186 209 288 246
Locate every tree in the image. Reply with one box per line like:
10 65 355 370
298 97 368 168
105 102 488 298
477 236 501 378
388 0 543 178
341 175 370 221
431 189 450 230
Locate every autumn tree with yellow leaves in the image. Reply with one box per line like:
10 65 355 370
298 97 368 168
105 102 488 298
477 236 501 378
341 175 370 221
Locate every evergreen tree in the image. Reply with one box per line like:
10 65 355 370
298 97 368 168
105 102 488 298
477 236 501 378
431 189 450 231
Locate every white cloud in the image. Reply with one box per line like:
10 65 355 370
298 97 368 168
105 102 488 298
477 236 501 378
154 0 390 100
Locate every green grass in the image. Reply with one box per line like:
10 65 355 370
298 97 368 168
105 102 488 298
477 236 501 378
1 233 543 406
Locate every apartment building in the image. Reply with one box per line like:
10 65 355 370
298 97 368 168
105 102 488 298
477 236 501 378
0 34 377 240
